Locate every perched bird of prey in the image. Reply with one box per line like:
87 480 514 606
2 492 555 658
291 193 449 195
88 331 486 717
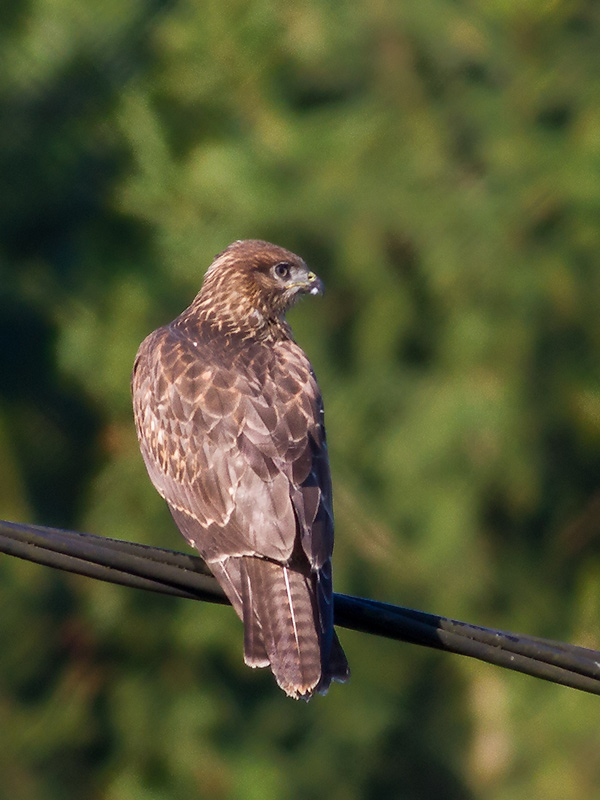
132 240 349 699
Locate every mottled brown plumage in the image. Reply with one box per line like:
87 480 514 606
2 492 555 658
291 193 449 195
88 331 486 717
132 240 349 698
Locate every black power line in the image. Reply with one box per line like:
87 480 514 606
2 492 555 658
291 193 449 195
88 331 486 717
1 518 599 695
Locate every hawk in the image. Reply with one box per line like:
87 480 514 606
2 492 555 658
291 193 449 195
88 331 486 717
132 240 349 699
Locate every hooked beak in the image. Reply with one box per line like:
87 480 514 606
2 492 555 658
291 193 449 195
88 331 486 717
302 270 324 296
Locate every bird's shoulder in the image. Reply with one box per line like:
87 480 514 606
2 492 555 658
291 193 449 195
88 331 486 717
132 319 324 456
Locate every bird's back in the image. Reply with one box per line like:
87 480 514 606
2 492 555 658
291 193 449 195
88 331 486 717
132 240 349 698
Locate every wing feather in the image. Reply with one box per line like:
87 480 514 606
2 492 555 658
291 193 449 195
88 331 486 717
132 304 348 697
132 324 332 566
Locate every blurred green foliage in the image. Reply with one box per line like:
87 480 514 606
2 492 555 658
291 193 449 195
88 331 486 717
1 0 600 797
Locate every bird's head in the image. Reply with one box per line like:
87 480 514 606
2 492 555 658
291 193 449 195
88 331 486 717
192 240 324 338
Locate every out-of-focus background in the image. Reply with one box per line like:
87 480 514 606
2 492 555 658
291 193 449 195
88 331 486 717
1 1 600 797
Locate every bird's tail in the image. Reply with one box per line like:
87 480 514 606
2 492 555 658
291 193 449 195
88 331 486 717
239 556 349 699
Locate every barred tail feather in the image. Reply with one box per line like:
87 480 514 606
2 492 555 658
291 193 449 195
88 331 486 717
241 556 323 699
240 558 270 668
208 557 269 667
212 554 350 698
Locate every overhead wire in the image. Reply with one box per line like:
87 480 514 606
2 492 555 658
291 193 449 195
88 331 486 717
1 518 599 696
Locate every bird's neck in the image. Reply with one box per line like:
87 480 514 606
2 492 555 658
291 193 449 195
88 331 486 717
176 292 292 345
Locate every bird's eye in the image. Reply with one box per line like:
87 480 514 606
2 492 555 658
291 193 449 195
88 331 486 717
274 262 290 280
